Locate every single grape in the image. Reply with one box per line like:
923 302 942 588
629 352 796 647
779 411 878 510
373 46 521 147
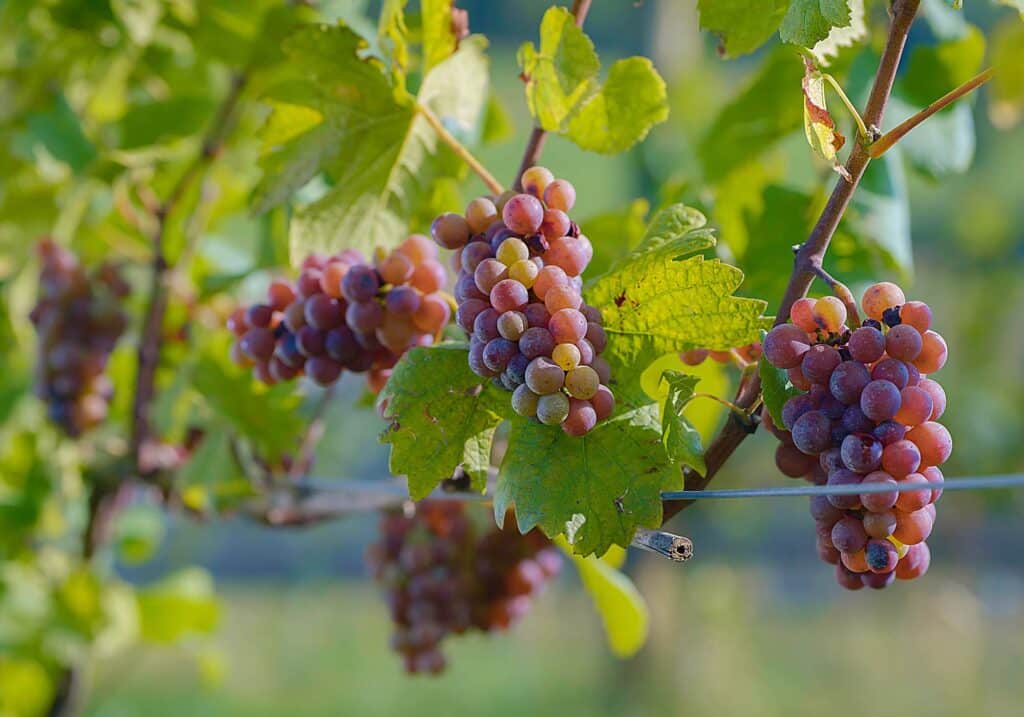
881 439 921 478
522 303 550 329
893 385 933 427
296 269 324 299
861 282 906 321
899 301 932 333
456 298 489 333
789 297 818 333
378 252 414 285
921 465 944 503
376 312 417 353
792 410 832 455
399 234 437 265
431 212 471 249
506 352 530 386
829 360 871 404
836 563 865 591
841 549 869 573
324 326 359 364
540 209 571 241
809 494 843 524
591 356 611 385
543 179 576 212
385 285 421 315
819 447 843 474
296 326 327 357
894 473 932 512
812 296 847 332
520 166 554 198
465 197 499 233
917 378 946 420
412 293 450 334
543 285 581 314
906 421 952 466
832 517 868 553
885 324 923 362
496 237 529 266
543 236 591 276
342 265 381 303
455 270 487 303
861 570 895 589
240 328 275 361
473 308 500 342
410 261 447 294
468 339 496 378
532 265 569 300
511 384 540 417
564 365 599 399
892 507 933 545
765 325 811 368
508 259 539 288
497 311 528 341
801 344 841 384
863 510 898 540
482 338 518 373
551 342 581 371
460 242 494 274
562 398 597 436
536 392 570 426
502 194 544 235
490 279 529 314
590 385 615 420
306 356 343 386
518 327 556 360
776 442 818 478
895 541 930 579
548 308 587 345
913 331 947 373
524 357 565 395
841 433 883 473
860 379 901 422
475 259 509 295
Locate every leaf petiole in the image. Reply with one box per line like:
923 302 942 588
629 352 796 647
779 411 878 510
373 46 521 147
821 73 871 142
416 103 505 195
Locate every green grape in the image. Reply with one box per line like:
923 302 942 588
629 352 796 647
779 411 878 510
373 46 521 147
536 392 570 426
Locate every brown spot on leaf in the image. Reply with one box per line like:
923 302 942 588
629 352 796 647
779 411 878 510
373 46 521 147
424 404 438 424
614 291 627 308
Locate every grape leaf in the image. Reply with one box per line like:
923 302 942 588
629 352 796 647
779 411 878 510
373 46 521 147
566 57 669 154
252 25 488 264
517 7 600 132
494 399 677 557
585 205 768 375
519 7 668 154
698 48 804 181
802 59 847 176
759 353 801 429
422 0 459 71
780 0 852 48
660 371 706 475
581 198 650 278
811 0 866 65
379 344 506 500
558 540 650 658
696 0 788 58
377 0 409 86
990 19 1024 127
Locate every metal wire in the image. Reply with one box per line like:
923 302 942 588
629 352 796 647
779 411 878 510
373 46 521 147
659 474 1024 501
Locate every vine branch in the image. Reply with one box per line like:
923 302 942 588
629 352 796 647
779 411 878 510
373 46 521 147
129 72 247 474
662 0 922 523
869 66 994 158
512 0 593 189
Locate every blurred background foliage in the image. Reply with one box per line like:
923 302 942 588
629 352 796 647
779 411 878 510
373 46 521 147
0 0 1022 715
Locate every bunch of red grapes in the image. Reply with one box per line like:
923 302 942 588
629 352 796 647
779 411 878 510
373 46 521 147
432 166 614 436
228 237 450 393
366 501 561 675
763 282 950 590
30 239 129 436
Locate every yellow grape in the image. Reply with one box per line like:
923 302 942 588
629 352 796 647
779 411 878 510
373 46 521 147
508 259 539 288
552 342 581 371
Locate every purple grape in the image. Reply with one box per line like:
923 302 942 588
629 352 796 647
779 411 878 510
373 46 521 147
810 495 844 524
763 324 810 369
819 447 843 474
861 570 895 589
827 468 863 509
829 360 871 404
482 338 518 373
468 339 496 377
341 264 380 302
840 433 883 473
386 285 421 315
865 539 899 573
455 271 486 302
506 352 530 385
781 394 816 430
848 326 885 363
274 332 305 369
801 344 841 384
325 326 359 364
792 410 832 455
296 326 327 357
346 300 384 333
873 420 907 445
831 516 868 553
841 405 874 434
473 308 500 342
306 356 343 386
871 358 909 389
518 327 556 360
860 379 901 421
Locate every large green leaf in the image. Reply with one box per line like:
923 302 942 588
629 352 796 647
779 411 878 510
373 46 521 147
698 48 805 182
519 7 668 154
697 0 788 57
253 24 488 264
379 344 506 500
517 7 600 132
136 568 220 644
779 0 851 48
494 400 677 557
585 205 768 375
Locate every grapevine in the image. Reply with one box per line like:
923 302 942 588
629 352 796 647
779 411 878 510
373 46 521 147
763 283 950 589
436 167 615 436
30 239 129 436
366 501 560 675
228 238 450 393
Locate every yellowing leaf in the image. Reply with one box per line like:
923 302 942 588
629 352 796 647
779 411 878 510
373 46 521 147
422 0 459 71
802 60 847 174
557 538 649 658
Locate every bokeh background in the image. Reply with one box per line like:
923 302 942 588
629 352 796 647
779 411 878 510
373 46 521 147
3 0 1023 715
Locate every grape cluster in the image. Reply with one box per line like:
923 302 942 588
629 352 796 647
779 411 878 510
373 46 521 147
433 166 615 436
763 283 950 590
228 237 450 393
366 502 561 675
29 240 129 436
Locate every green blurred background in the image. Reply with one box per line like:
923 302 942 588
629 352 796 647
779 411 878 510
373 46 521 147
3 0 1023 715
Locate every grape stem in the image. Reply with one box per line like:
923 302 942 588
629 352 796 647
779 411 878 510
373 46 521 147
869 67 995 158
416 103 505 195
689 393 756 425
129 71 248 477
512 0 593 189
809 264 861 327
821 73 871 142
662 0 922 523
